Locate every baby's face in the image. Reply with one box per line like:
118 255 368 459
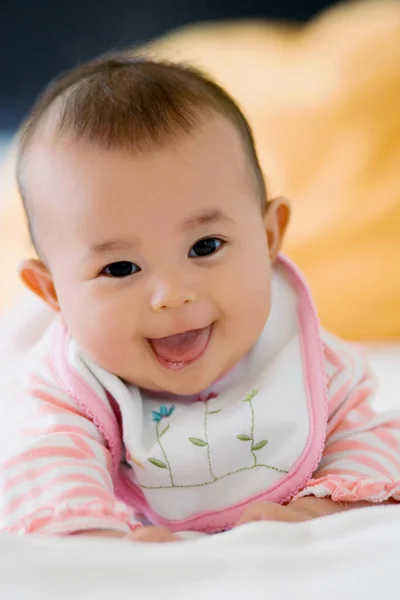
25 116 285 395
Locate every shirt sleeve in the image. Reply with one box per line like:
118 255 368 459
0 369 141 535
296 332 400 503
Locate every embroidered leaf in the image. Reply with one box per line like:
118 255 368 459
159 424 170 438
148 457 168 469
243 389 260 402
236 434 252 441
188 437 208 447
251 440 268 451
208 409 221 415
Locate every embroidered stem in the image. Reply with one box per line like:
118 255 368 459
141 462 288 490
156 422 174 486
249 397 257 466
204 403 217 480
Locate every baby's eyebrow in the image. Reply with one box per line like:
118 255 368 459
89 237 141 255
180 209 235 230
88 210 233 256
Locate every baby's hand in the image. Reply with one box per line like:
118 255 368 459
76 526 178 543
237 497 347 526
129 525 179 543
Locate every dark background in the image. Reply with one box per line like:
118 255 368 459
0 0 334 129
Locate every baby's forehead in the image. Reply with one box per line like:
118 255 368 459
22 116 255 248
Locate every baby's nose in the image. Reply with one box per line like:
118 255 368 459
150 279 196 312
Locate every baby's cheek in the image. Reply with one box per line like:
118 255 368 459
225 263 271 322
231 274 271 347
66 291 137 370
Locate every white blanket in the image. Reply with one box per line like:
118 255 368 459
0 295 399 600
1 505 400 599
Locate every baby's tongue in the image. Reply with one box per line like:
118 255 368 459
150 327 210 362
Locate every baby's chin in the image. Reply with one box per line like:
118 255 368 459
122 340 249 396
87 353 218 396
131 372 220 398
122 360 228 397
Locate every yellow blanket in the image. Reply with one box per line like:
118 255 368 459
1 0 400 340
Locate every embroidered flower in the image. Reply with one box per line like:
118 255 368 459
151 404 175 423
192 392 218 403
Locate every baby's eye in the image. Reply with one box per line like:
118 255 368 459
101 261 140 278
189 237 225 258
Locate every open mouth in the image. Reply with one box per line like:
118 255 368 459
148 324 213 371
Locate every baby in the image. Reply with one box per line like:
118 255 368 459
1 52 400 543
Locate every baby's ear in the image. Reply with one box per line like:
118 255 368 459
18 259 60 312
264 197 291 262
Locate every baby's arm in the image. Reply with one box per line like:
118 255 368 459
0 372 175 541
295 334 400 505
238 334 400 525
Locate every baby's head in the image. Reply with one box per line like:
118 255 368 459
17 53 290 395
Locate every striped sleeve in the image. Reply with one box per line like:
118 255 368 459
297 332 400 503
0 362 141 535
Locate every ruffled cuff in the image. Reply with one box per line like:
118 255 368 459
6 501 142 535
295 475 400 503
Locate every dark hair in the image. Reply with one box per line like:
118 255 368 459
17 51 266 248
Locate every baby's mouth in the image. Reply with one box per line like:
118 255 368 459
148 325 213 371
